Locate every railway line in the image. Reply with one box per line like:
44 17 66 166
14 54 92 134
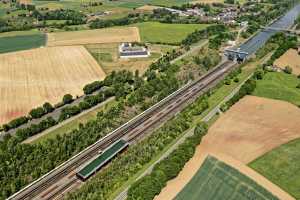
8 59 237 200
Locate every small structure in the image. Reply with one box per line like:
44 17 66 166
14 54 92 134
119 43 150 58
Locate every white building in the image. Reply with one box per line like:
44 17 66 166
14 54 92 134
119 43 150 58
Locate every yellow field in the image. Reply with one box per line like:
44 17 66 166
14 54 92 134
0 46 106 124
136 5 161 11
274 49 300 75
47 27 140 46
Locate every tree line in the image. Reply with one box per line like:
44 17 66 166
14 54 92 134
0 22 231 199
127 122 208 200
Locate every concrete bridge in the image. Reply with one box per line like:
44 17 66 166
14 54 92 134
261 26 300 35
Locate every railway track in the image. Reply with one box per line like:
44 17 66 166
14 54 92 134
8 60 236 200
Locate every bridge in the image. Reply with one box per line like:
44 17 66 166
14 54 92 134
224 49 249 62
261 26 300 35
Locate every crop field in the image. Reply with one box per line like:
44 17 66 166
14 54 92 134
253 72 300 106
0 32 46 53
103 0 194 8
174 156 280 200
47 27 140 46
0 46 106 124
274 49 300 75
131 22 210 44
250 138 300 199
156 95 297 200
201 95 300 164
86 43 177 75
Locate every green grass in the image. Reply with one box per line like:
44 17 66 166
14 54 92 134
131 22 210 44
175 156 280 200
0 32 46 54
250 138 300 199
252 72 300 106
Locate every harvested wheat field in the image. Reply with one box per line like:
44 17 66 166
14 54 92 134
274 49 300 75
0 46 106 124
136 5 161 11
155 95 300 200
47 27 140 47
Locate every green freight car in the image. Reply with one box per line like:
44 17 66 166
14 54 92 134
76 139 128 181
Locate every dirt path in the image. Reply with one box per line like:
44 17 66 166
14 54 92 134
155 96 300 200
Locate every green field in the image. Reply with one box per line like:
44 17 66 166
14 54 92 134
0 32 46 54
252 72 300 106
175 156 280 200
104 0 194 8
132 22 210 44
250 138 300 199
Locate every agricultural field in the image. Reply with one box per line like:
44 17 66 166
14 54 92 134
174 156 280 200
0 31 46 53
274 49 300 75
46 27 140 46
131 22 210 44
0 46 106 124
156 96 299 200
103 0 194 8
253 72 300 106
86 43 177 75
250 138 300 199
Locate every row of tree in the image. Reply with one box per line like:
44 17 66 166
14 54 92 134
65 94 209 200
127 122 208 200
0 22 230 198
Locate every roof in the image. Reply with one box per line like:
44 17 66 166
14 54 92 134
77 139 128 179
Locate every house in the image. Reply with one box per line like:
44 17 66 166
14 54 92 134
119 43 150 58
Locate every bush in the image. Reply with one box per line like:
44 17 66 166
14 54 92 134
62 94 73 104
3 116 29 131
15 117 57 141
29 107 46 119
43 102 54 113
59 105 81 121
283 66 293 74
83 81 104 95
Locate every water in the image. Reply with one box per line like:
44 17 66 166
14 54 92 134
239 4 300 55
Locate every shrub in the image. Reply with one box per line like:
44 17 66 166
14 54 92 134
283 66 292 74
43 102 54 113
62 94 73 104
29 107 46 119
3 116 29 131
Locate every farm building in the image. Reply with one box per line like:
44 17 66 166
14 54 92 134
119 43 150 58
